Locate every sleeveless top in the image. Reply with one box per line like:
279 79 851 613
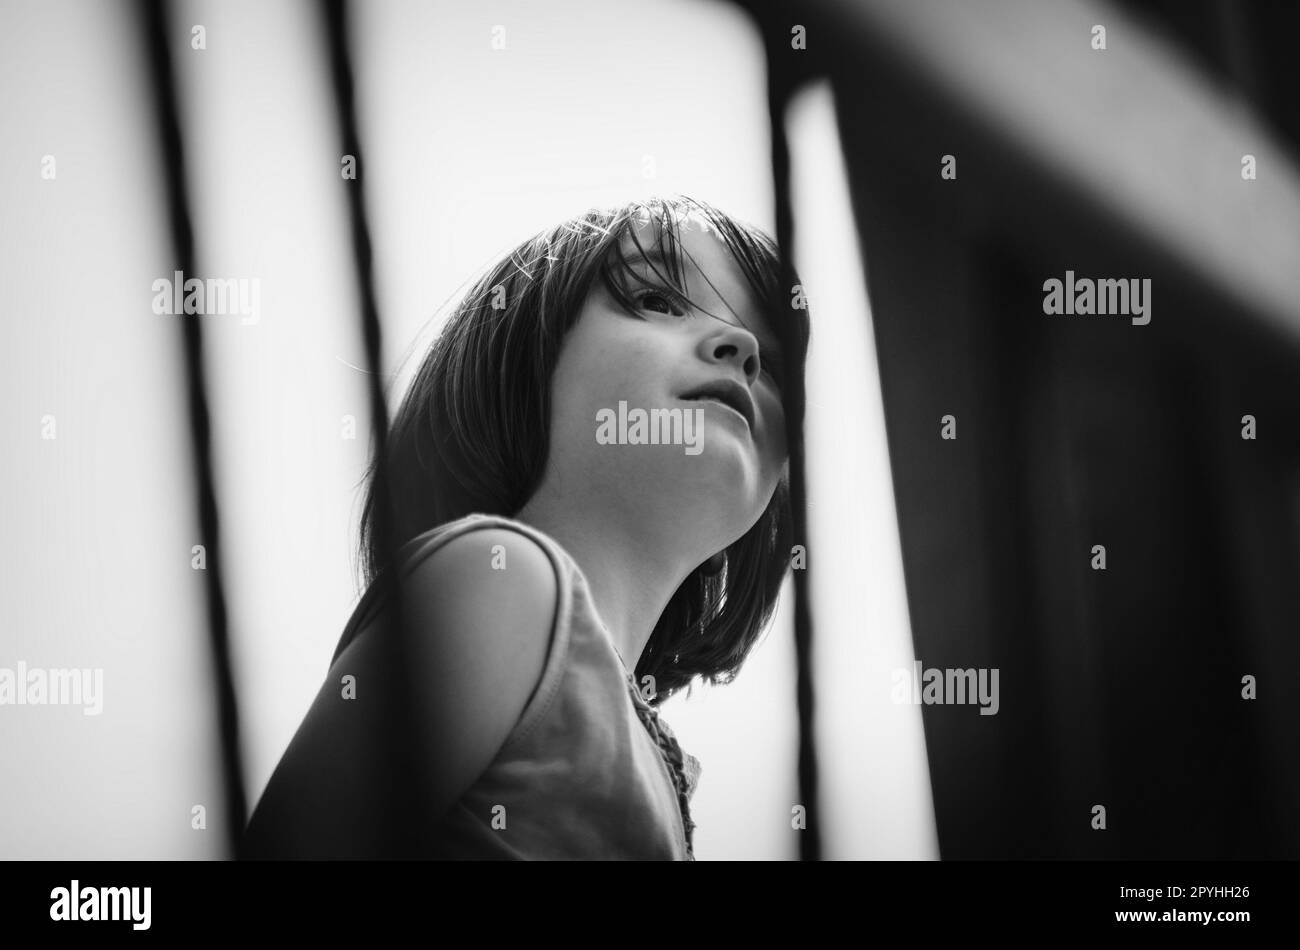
332 513 702 860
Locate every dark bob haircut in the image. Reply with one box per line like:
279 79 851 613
357 195 810 704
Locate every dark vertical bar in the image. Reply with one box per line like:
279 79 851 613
763 21 822 862
136 0 247 855
1213 0 1258 101
317 0 427 856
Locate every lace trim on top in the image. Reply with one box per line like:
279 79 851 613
616 665 699 861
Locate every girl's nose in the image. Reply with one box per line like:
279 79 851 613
700 323 761 385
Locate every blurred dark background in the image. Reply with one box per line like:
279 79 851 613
742 0 1300 858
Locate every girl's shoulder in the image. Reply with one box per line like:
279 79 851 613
396 512 568 578
334 513 571 664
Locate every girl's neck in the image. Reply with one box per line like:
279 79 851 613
513 493 700 673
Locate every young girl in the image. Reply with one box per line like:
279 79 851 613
241 195 809 860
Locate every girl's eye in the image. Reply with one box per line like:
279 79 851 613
634 288 687 317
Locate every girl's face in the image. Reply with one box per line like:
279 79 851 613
538 219 788 554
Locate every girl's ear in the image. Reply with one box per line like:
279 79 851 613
702 551 726 576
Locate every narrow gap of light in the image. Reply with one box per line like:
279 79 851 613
787 79 940 859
